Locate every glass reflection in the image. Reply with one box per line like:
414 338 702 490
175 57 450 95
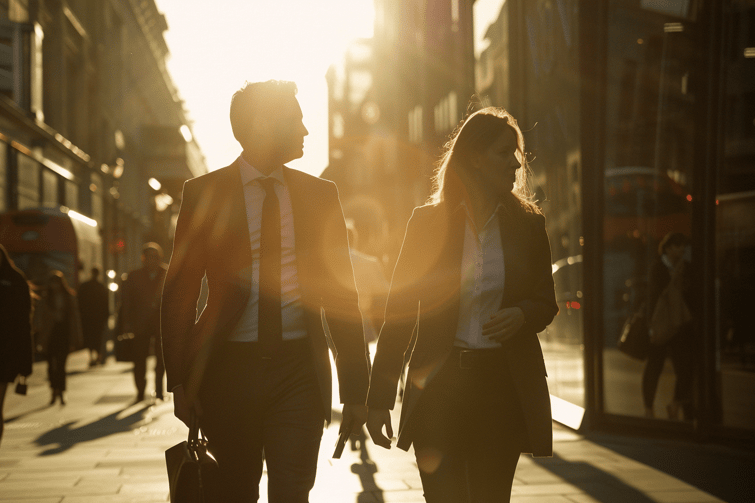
602 1 696 421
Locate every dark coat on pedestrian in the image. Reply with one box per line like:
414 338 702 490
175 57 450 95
120 264 167 339
0 246 33 383
366 199 559 456
78 278 110 350
648 258 694 324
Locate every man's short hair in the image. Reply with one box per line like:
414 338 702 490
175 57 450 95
142 242 163 259
230 80 298 146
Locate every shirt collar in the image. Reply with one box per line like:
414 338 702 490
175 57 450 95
238 154 286 186
458 200 503 230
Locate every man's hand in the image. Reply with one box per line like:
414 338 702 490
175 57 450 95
172 385 201 427
340 403 368 435
367 408 393 449
482 307 525 343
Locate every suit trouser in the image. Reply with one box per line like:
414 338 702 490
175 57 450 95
132 332 165 397
409 346 526 503
199 339 324 503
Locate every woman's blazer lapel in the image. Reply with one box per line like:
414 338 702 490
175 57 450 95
499 207 526 307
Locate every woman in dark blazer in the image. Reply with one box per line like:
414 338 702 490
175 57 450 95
366 107 558 502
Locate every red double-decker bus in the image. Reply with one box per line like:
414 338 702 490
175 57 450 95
0 207 101 289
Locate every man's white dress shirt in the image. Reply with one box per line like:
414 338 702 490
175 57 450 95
229 156 307 342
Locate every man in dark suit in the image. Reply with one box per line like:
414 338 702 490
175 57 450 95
77 267 110 367
121 243 167 402
161 80 369 502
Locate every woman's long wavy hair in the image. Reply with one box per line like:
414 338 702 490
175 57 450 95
428 107 540 214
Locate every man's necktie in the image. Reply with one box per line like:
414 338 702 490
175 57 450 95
258 177 282 357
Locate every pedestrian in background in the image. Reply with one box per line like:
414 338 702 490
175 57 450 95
0 244 33 446
78 267 110 367
367 107 559 502
120 243 167 402
44 270 81 405
642 232 695 421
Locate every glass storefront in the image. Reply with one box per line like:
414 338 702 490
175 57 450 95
0 141 6 211
715 1 755 432
601 1 698 422
474 0 755 437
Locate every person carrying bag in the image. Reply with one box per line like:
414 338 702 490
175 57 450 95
617 304 650 360
165 412 220 502
649 259 691 346
642 232 696 421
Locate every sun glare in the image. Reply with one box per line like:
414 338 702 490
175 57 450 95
156 0 375 176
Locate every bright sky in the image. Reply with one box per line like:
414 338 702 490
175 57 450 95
154 0 375 176
473 0 507 57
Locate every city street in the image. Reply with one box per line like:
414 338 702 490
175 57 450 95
1 350 744 502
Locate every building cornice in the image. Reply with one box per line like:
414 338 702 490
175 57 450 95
0 94 92 167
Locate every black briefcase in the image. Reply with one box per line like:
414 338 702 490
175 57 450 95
165 413 221 502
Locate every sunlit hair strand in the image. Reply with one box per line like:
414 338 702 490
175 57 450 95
428 106 540 214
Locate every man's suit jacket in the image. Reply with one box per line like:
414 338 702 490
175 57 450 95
366 200 558 456
121 265 167 337
160 160 370 422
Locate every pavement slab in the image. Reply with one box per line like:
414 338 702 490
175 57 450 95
0 350 739 502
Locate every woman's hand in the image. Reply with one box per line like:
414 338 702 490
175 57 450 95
482 307 525 343
367 408 394 449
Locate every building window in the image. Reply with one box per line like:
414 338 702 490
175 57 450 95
332 113 344 139
17 153 39 209
434 91 458 135
65 180 78 211
42 168 57 207
408 105 423 143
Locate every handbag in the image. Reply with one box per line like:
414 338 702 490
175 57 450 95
165 412 221 503
114 332 137 362
15 376 28 395
617 309 650 360
649 275 691 346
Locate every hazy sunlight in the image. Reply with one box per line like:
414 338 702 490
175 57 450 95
155 0 375 177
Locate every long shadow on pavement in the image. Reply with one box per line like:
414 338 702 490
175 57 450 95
533 453 655 503
350 428 386 503
587 432 755 503
331 407 386 503
33 403 154 456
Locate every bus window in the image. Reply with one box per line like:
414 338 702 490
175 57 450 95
0 207 101 288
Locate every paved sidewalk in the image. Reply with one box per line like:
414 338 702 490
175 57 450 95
0 351 732 502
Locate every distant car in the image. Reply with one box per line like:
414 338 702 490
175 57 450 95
545 255 583 345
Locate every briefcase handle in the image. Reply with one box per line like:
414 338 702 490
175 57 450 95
188 411 205 447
